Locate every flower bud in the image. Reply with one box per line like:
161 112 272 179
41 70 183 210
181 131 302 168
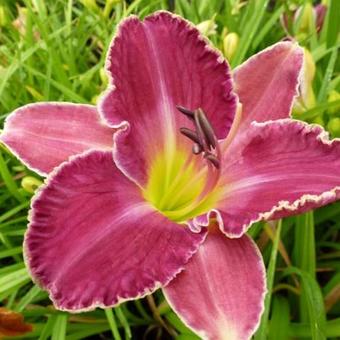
0 5 9 27
223 32 239 61
303 48 315 83
327 118 340 138
315 4 327 32
196 19 217 37
293 84 315 115
21 176 42 194
327 90 340 115
294 3 315 34
293 48 316 114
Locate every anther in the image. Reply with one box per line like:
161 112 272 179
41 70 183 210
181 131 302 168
197 108 216 149
177 105 221 170
204 153 220 169
179 127 201 144
192 143 203 155
193 110 207 150
176 105 195 119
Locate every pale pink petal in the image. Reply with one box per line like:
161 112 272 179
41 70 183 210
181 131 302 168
233 42 303 133
163 231 266 340
25 150 205 311
0 103 113 175
100 11 236 185
216 119 340 237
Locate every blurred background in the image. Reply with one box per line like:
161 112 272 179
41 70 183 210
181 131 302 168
0 0 339 339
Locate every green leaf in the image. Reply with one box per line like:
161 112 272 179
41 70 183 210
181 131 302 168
15 285 43 312
290 318 340 338
268 296 290 340
105 308 122 340
51 313 68 340
0 267 30 295
254 220 282 340
283 267 327 340
115 305 132 339
0 151 25 202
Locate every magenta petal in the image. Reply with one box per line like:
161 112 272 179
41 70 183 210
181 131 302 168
233 42 303 132
100 11 236 185
218 119 340 237
163 231 266 340
25 150 206 311
0 103 114 175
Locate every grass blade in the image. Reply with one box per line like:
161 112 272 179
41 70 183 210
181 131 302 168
105 308 122 340
254 220 282 340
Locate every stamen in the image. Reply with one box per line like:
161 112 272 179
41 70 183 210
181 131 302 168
204 153 220 169
176 105 195 119
179 127 200 144
177 105 221 171
147 107 223 222
192 143 203 155
194 110 208 151
197 108 216 149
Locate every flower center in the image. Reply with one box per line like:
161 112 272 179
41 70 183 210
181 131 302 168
143 106 222 223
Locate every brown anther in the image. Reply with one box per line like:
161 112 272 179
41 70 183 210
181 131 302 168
193 110 207 151
177 105 221 169
197 108 216 149
192 143 203 155
204 153 220 169
176 105 195 119
179 127 200 144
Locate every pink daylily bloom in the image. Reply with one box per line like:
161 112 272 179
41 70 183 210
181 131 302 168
1 11 340 340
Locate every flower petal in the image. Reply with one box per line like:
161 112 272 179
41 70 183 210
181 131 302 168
100 11 236 186
25 150 206 311
0 103 113 175
163 230 266 340
217 119 340 237
233 42 303 132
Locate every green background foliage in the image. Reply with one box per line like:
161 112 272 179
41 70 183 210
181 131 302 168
0 0 339 339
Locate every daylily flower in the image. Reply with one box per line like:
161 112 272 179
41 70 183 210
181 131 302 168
2 11 340 340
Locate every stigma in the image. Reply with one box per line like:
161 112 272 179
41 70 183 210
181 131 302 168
177 105 221 169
